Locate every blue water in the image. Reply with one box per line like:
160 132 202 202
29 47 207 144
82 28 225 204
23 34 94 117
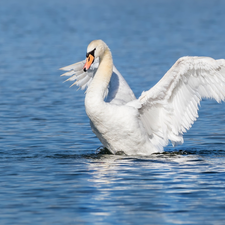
1 0 225 224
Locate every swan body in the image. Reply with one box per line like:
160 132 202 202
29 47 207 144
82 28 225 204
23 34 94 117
60 40 225 155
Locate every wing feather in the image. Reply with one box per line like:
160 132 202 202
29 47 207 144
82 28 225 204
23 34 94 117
138 56 225 150
60 58 136 104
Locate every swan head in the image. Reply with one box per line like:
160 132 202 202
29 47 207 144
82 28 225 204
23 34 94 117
83 40 107 72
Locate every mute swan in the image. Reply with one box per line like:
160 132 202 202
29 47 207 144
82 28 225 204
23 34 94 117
60 40 225 155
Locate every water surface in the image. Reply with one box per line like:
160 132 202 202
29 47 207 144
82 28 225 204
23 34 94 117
1 0 225 224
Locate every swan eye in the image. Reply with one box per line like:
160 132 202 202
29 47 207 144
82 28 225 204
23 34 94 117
86 48 96 58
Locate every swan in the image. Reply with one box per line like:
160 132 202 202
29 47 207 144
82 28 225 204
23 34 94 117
60 40 225 155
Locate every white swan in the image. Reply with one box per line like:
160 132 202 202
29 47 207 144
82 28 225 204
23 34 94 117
60 40 225 155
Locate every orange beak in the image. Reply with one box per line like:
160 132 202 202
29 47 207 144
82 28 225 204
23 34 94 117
83 54 94 72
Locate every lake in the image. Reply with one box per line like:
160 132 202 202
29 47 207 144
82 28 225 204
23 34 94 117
1 0 225 224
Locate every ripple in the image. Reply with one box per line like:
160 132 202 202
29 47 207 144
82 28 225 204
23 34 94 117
1 0 225 224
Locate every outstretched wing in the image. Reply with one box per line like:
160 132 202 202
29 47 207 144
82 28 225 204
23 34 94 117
138 56 225 151
60 58 136 104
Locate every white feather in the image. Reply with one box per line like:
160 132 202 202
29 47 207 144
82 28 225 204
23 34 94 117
138 56 225 149
61 58 136 105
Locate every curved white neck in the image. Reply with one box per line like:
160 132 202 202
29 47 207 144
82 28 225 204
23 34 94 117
86 48 113 101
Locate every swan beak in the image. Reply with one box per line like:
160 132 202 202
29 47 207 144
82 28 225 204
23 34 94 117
83 55 94 72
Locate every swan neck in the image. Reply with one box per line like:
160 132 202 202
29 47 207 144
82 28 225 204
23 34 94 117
87 48 113 99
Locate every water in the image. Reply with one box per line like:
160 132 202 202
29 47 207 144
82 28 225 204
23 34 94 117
1 0 225 224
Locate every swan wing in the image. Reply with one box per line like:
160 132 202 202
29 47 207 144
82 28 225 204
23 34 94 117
60 59 136 104
138 56 225 151
60 59 98 90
